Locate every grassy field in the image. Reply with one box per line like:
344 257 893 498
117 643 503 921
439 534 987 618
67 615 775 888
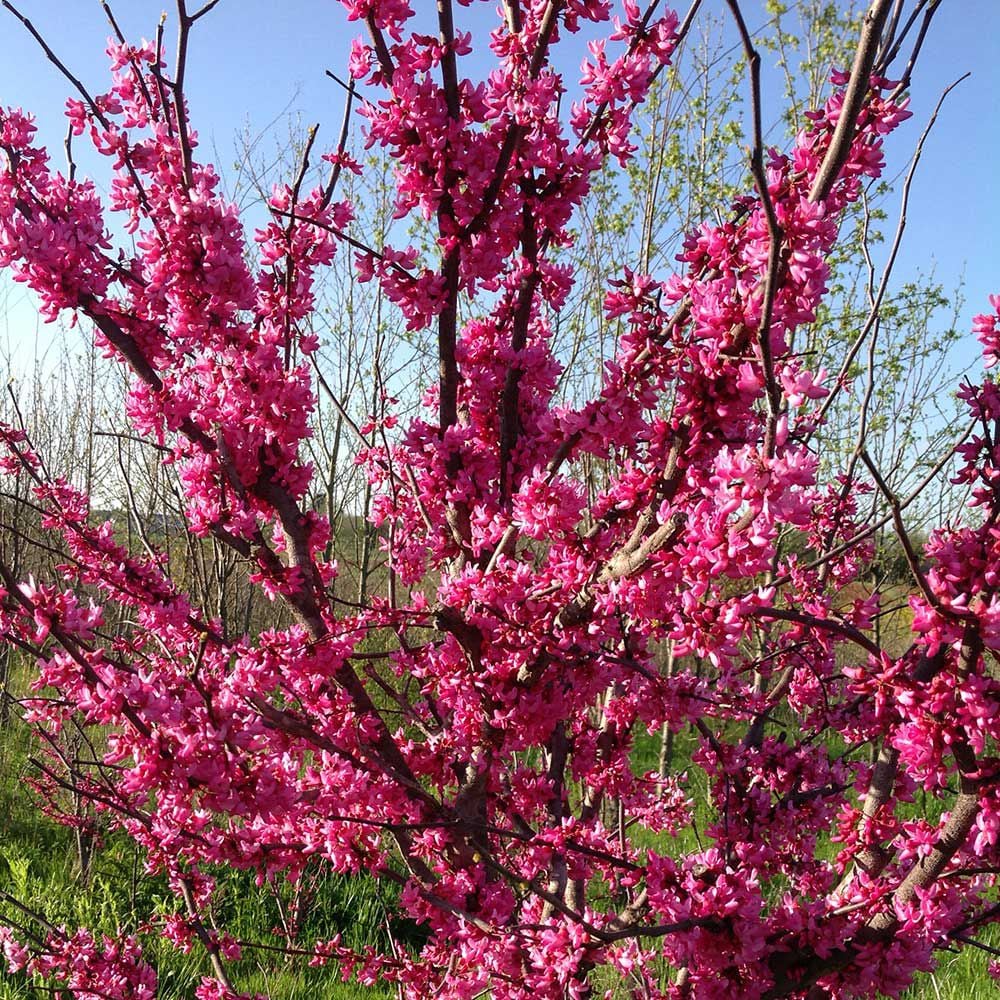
0 670 995 997
0 705 400 999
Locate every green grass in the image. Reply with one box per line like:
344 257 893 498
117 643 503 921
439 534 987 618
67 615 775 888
905 929 1000 999
0 666 995 998
0 703 398 998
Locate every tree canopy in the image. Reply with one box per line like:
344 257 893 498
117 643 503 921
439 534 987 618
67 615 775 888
1 2 999 998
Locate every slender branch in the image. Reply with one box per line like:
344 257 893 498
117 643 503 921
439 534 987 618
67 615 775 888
809 0 894 203
859 448 970 620
815 72 969 427
750 605 882 658
320 72 357 207
179 877 235 989
724 0 784 451
173 1 197 187
365 14 396 82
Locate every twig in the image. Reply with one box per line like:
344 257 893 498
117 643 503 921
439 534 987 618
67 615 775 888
320 72 357 207
724 0 783 452
859 448 972 621
815 72 969 427
809 0 894 203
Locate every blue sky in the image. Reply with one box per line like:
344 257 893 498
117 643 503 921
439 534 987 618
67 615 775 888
0 0 997 372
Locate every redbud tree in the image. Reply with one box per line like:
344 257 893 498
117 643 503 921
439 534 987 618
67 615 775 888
1 1 999 997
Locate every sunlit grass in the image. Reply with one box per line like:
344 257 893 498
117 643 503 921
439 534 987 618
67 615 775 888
0 652 994 998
